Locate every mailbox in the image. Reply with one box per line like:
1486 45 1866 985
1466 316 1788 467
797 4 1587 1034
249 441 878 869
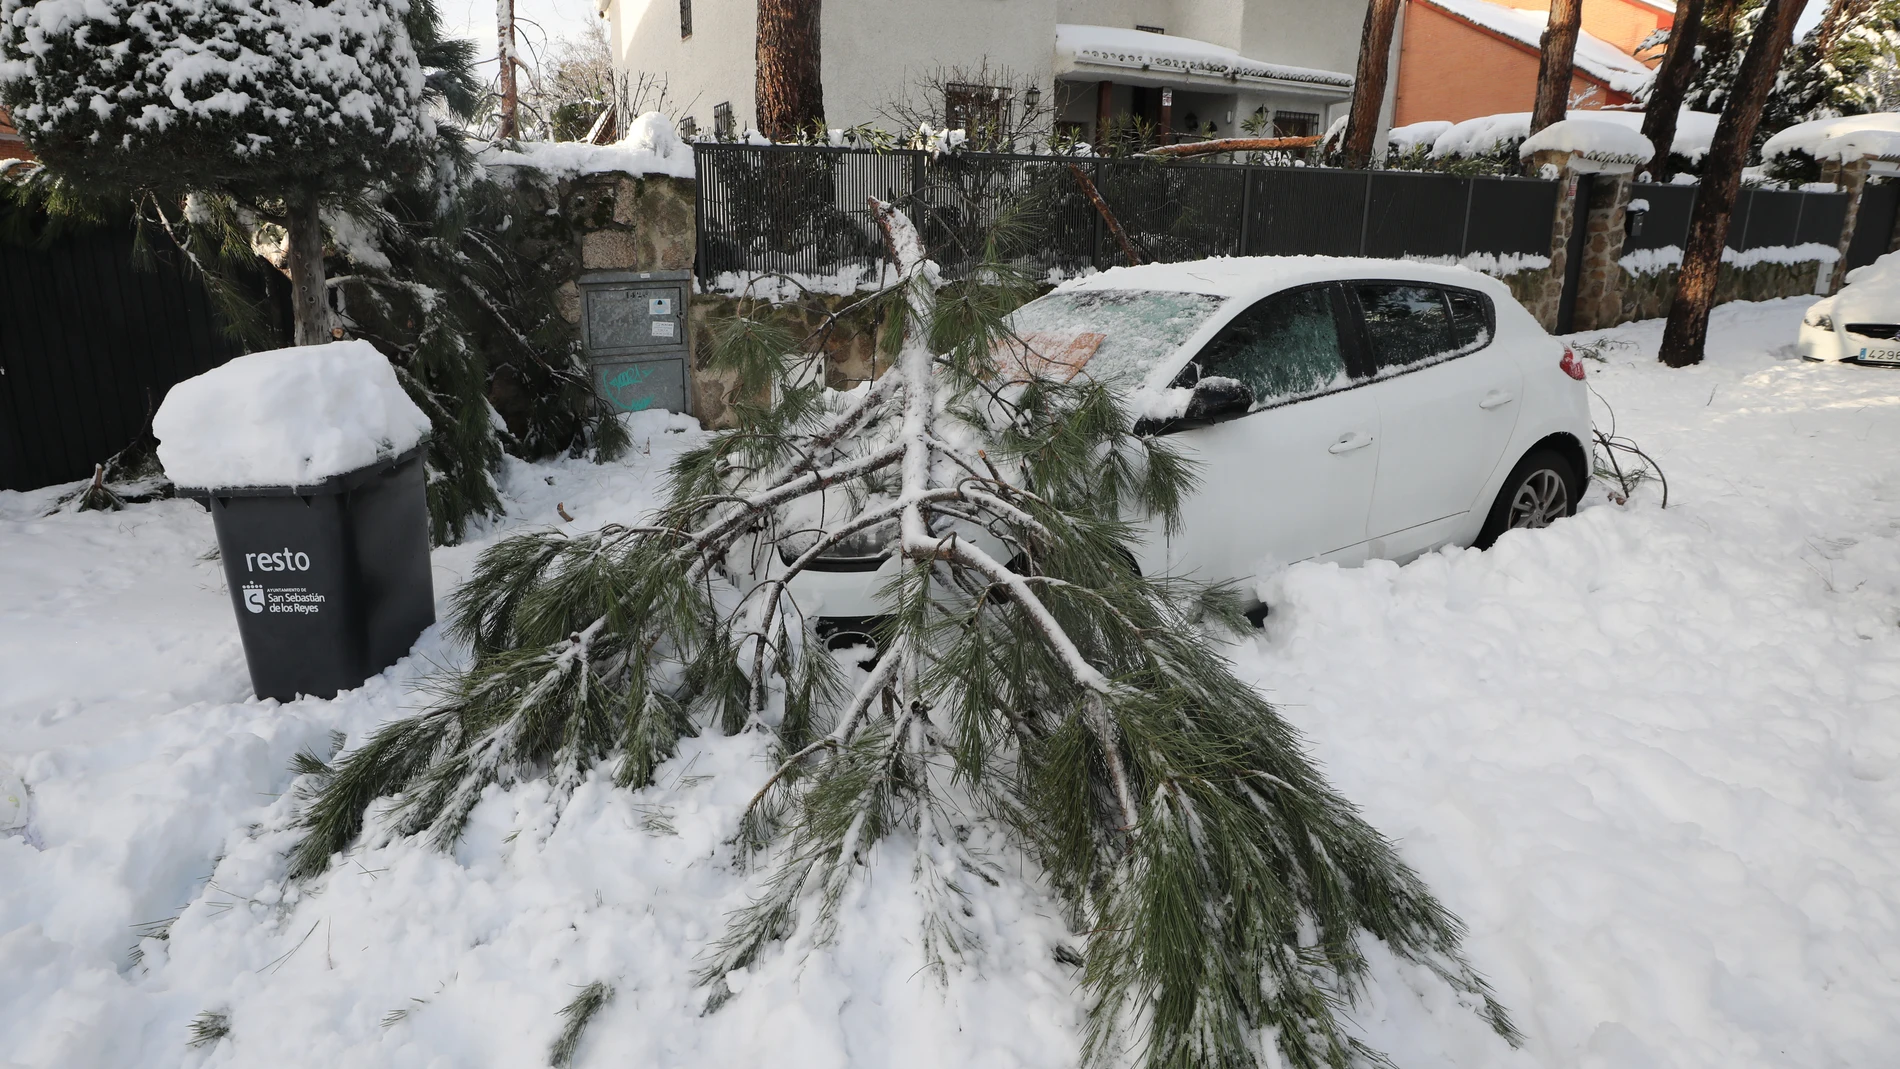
578 270 693 416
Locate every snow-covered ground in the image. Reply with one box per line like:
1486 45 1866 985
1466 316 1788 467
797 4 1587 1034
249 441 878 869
4 298 1898 1067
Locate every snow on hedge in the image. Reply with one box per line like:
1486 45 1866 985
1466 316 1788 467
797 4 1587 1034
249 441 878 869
1432 109 1715 163
1520 118 1655 164
1762 113 1900 163
152 341 430 489
481 113 696 179
1389 120 1454 155
1618 242 1841 276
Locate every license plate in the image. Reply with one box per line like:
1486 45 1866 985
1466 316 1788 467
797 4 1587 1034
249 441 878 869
1856 347 1900 366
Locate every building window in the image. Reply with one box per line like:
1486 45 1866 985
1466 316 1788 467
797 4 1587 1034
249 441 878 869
1273 111 1319 138
679 115 698 139
945 83 1008 139
713 102 734 139
680 0 692 38
1135 24 1165 33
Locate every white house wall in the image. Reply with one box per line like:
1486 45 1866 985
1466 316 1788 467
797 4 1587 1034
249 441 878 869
822 0 1054 132
610 0 1371 139
612 0 759 133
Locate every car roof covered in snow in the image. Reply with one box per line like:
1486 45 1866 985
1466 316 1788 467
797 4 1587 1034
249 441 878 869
1053 256 1506 304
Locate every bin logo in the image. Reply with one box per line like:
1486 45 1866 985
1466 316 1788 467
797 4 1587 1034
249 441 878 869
243 584 266 614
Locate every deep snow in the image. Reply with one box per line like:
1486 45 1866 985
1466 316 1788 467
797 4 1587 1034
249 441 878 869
4 299 1900 1068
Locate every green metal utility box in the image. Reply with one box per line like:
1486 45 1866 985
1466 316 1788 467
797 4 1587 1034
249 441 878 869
578 269 692 416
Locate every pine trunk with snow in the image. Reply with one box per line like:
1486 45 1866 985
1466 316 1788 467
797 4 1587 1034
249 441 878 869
1640 0 1708 180
1529 0 1584 140
288 202 1519 1069
756 0 825 141
1341 0 1402 169
1660 0 1807 368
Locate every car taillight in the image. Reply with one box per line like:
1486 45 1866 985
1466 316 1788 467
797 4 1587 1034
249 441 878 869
1559 346 1586 381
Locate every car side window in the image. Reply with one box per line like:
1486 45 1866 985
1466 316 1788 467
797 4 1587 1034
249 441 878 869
1353 283 1458 371
1445 286 1494 352
1191 285 1349 407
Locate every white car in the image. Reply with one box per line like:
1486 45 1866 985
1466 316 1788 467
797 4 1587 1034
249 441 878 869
770 257 1593 636
1798 251 1900 366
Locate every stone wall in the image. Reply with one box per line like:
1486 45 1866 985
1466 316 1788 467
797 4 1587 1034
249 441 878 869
1618 258 1827 323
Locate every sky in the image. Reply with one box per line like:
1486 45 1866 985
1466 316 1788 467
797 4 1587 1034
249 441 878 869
442 0 603 78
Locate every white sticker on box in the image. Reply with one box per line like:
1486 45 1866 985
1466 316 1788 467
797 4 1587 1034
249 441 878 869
649 298 673 316
651 321 676 338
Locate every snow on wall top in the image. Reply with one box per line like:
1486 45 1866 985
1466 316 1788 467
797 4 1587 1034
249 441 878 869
1763 113 1900 163
480 112 696 179
1519 118 1655 163
153 341 431 489
1054 24 1353 88
1432 108 1715 162
1423 0 1655 95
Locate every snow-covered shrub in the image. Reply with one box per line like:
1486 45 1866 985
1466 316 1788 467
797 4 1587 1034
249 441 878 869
0 0 433 204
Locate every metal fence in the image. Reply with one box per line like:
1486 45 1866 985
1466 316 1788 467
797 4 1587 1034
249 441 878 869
0 226 287 491
1623 183 1852 254
694 144 1563 285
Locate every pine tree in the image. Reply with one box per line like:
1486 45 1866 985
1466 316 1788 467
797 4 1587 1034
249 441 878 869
756 0 825 141
1341 0 1402 169
1530 0 1585 139
0 0 446 345
1687 0 1900 141
287 202 1520 1069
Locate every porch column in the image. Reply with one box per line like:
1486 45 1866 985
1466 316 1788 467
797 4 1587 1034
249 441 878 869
1096 81 1113 144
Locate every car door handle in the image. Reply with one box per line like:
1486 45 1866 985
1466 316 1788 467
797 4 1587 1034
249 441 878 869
1328 431 1374 454
1479 390 1515 410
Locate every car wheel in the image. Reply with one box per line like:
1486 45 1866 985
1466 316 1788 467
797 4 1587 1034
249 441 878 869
1475 447 1581 549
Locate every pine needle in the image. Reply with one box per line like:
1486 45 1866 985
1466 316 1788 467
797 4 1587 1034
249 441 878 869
548 981 613 1068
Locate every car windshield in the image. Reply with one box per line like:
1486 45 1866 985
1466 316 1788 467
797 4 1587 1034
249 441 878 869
997 289 1227 387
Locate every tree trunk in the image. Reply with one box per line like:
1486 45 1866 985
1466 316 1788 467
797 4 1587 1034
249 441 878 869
1530 0 1584 136
1340 0 1401 169
1657 0 1806 368
496 0 519 139
1813 0 1874 56
286 192 329 347
756 0 824 142
1640 0 1705 180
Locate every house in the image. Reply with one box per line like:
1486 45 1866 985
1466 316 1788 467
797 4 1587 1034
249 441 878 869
0 107 31 162
1392 0 1666 125
600 0 1369 146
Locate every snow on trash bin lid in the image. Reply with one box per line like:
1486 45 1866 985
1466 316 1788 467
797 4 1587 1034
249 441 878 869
153 341 431 490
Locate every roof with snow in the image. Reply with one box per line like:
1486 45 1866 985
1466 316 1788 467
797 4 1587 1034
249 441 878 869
1053 25 1353 92
1420 0 1655 95
1763 113 1900 163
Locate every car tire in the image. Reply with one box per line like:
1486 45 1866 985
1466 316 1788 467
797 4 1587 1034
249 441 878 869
1475 447 1582 549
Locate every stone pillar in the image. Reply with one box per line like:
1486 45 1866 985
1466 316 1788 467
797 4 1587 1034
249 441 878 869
1528 148 1579 333
1822 155 1872 293
1571 163 1634 332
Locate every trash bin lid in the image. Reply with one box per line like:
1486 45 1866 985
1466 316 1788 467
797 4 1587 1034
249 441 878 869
154 340 431 493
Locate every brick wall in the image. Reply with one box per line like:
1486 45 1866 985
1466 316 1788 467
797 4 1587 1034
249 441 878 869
1396 3 1622 125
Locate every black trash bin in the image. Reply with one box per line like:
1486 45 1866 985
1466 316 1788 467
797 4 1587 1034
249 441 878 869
198 445 436 701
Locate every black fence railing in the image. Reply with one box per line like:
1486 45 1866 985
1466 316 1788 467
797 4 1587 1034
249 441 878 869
1623 183 1852 255
0 226 288 491
694 144 1563 286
